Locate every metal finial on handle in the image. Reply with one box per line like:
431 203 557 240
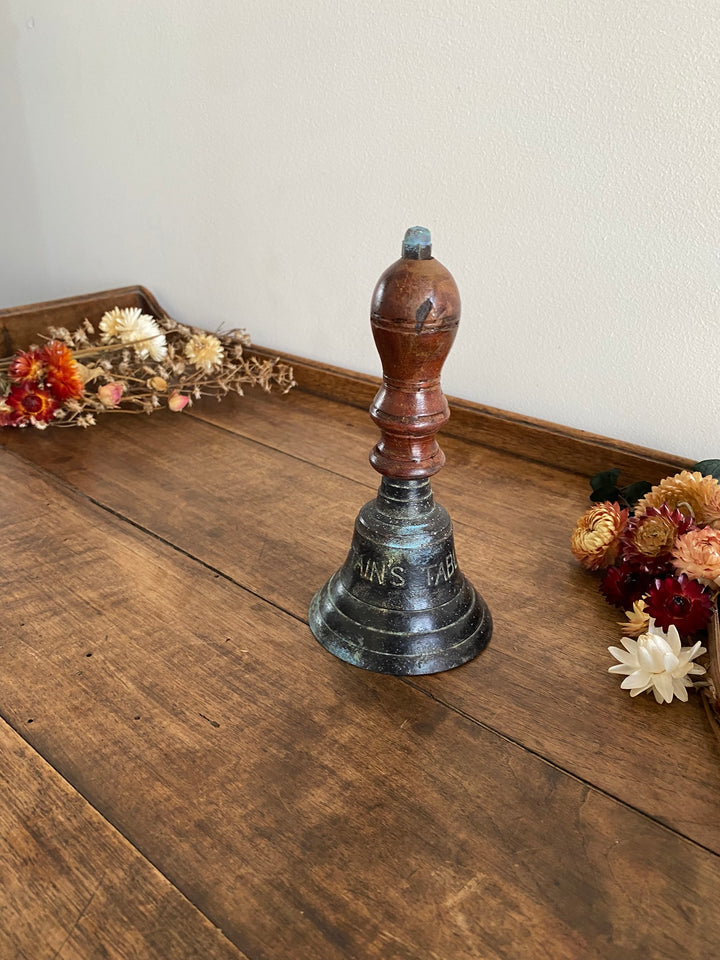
402 226 432 260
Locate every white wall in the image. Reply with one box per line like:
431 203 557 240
2 1 719 461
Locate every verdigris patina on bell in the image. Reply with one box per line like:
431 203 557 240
309 227 492 675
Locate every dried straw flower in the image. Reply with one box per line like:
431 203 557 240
618 599 651 638
620 504 694 574
608 621 706 704
635 470 720 529
673 527 720 588
99 307 168 362
645 574 714 634
570 502 628 570
184 333 224 373
600 562 652 610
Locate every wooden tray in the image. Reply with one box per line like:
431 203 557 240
0 285 166 355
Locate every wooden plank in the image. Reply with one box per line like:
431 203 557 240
0 719 247 960
2 407 718 854
2 451 720 960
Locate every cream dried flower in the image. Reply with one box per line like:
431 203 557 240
608 620 706 704
635 470 720 529
99 307 128 340
184 333 224 373
99 307 167 362
673 527 720 587
618 598 651 638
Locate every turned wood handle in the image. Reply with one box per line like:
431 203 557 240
368 227 461 479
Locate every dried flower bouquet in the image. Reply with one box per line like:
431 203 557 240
571 462 720 731
0 306 295 429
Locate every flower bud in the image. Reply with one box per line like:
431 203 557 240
97 382 124 407
168 390 190 412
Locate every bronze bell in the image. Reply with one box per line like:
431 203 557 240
309 227 492 675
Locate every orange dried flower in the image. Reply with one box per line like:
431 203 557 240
571 502 628 570
635 470 720 529
8 348 44 382
673 527 720 587
41 341 84 402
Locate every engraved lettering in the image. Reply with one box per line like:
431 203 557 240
352 556 409 588
425 551 458 586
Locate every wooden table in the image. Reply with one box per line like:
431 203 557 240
2 337 720 960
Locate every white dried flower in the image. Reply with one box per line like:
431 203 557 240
99 307 167 362
99 307 128 340
185 333 224 373
608 620 706 704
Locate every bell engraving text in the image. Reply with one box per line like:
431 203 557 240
352 549 458 589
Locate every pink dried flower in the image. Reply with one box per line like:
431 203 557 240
97 382 124 407
168 390 190 412
673 527 720 587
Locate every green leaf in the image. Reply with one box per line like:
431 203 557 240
589 468 622 503
590 468 621 492
620 481 652 508
692 459 720 481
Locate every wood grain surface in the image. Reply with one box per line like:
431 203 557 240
3 394 717 855
2 448 719 960
0 717 246 960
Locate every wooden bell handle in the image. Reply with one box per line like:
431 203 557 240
368 227 461 479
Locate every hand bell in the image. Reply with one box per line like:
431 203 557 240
309 227 492 675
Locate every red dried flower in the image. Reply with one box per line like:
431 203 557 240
41 341 84 402
620 504 695 574
8 348 44 383
645 574 714 634
6 382 59 424
600 563 653 609
0 400 22 427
